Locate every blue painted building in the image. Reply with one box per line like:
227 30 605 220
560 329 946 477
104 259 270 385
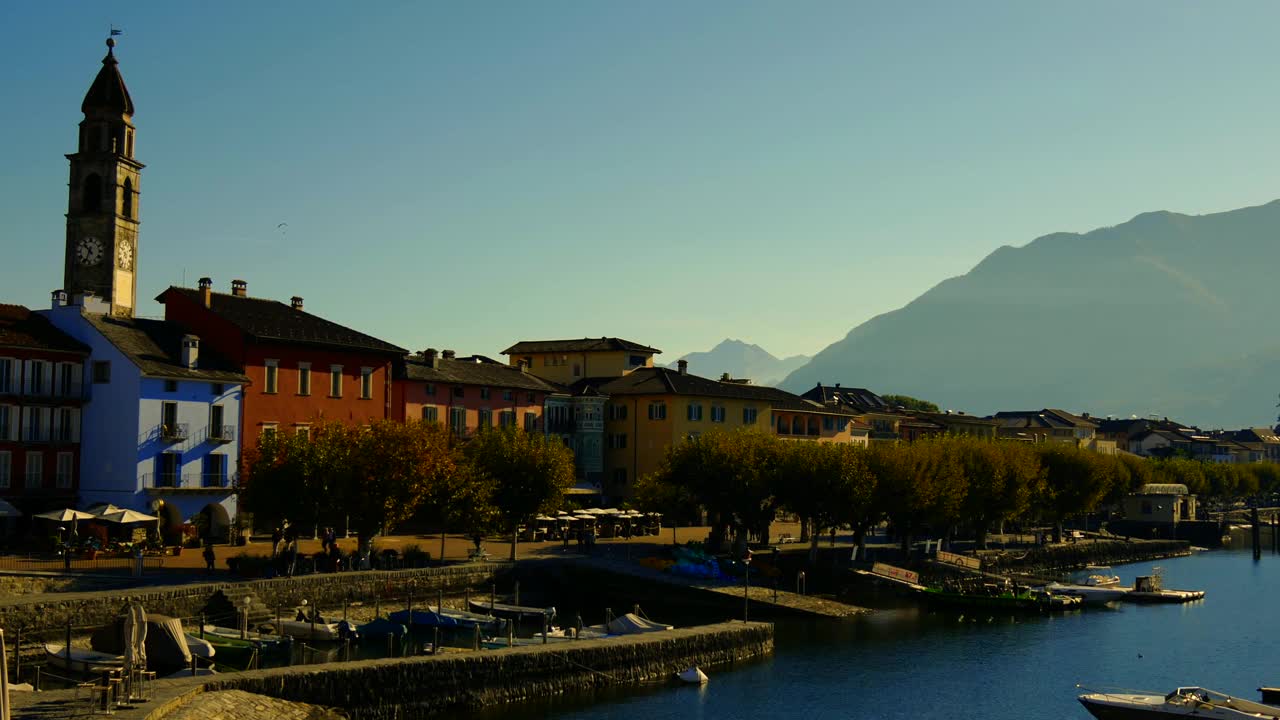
44 292 249 541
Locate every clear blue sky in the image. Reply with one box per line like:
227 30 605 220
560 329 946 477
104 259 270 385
4 2 1280 363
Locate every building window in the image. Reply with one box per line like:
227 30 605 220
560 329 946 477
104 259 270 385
360 367 373 399
164 379 178 393
711 406 726 423
607 433 628 449
92 361 111 384
54 408 76 443
264 360 279 394
329 365 343 397
687 403 703 422
613 467 627 486
0 358 13 394
24 451 42 488
524 412 537 431
0 405 12 441
450 407 466 435
0 451 8 488
743 407 758 425
261 423 278 441
57 363 78 397
480 387 491 400
837 419 849 432
295 424 311 439
422 405 439 423
204 454 227 487
502 390 513 402
155 452 180 487
777 416 789 434
26 361 49 396
500 410 515 427
808 418 819 436
478 409 493 429
425 383 436 396
55 452 73 488
209 404 225 438
628 355 646 367
823 417 834 431
573 364 582 378
648 402 667 421
453 386 464 398
210 382 224 396
609 404 628 421
298 363 311 396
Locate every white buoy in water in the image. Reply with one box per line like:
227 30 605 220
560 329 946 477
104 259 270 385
677 666 709 684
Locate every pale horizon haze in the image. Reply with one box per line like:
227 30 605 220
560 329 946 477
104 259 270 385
4 2 1280 363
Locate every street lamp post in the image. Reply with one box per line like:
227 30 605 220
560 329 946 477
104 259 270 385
743 549 752 623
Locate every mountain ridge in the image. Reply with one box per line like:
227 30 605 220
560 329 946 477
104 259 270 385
668 339 809 387
780 200 1280 428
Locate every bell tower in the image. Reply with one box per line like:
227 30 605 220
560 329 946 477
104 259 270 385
64 37 143 317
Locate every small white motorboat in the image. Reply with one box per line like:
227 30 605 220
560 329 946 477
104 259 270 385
1079 686 1280 719
677 667 708 684
1082 573 1122 587
1042 581 1129 606
44 644 123 674
184 634 217 660
272 619 342 641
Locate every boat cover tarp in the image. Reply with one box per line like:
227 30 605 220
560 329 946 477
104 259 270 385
143 614 192 672
603 613 672 634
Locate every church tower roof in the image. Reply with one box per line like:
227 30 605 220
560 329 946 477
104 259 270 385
81 38 134 115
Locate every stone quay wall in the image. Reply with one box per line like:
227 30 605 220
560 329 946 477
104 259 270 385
192 621 771 719
0 563 509 634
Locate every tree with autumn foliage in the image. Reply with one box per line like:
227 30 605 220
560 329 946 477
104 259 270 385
777 441 877 563
459 427 576 561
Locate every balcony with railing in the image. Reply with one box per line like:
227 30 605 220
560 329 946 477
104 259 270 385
143 471 236 491
206 425 235 444
160 423 189 443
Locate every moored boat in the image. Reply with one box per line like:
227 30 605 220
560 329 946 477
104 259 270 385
44 644 123 675
1078 686 1280 719
389 606 506 632
271 619 343 641
468 599 556 622
1042 581 1129 606
1122 573 1206 604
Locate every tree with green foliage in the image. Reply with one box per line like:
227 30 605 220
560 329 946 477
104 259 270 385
777 442 876 564
881 394 941 413
460 427 576 561
1035 444 1117 542
955 437 1040 549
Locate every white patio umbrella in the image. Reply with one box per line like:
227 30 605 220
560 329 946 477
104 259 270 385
33 509 95 522
87 503 123 517
0 499 21 519
98 509 160 524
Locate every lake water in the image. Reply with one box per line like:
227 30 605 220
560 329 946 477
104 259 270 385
476 548 1279 720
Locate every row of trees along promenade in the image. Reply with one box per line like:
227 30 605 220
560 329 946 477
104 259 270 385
240 421 576 561
635 429 1280 559
241 422 1280 565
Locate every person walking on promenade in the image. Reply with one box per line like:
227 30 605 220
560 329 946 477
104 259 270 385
271 527 283 557
203 541 216 572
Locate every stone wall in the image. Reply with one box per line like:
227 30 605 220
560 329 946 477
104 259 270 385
197 621 772 719
0 563 508 634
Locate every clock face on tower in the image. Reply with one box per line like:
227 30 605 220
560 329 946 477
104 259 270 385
117 242 133 270
77 236 104 266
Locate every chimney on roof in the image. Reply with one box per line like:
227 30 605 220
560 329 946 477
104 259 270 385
290 296 304 311
720 372 731 382
423 348 440 368
442 349 456 360
181 335 200 369
1082 412 1090 419
50 289 67 308
835 382 841 388
198 277 212 308
230 279 247 298
677 359 688 375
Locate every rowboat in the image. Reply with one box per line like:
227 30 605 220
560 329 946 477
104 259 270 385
1079 686 1280 719
389 606 506 632
468 599 556 622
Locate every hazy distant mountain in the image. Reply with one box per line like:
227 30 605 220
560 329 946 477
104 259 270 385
781 200 1280 428
669 339 809 387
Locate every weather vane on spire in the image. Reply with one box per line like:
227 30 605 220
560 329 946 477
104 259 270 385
108 25 123 48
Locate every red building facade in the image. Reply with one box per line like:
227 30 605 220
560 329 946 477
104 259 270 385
0 305 89 512
158 279 405 453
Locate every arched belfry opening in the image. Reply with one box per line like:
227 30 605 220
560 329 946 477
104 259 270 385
82 173 102 212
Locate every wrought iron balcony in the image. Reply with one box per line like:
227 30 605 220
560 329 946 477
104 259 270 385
143 471 236 490
160 423 189 443
207 425 235 443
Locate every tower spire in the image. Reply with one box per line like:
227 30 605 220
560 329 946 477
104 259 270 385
82 36 134 116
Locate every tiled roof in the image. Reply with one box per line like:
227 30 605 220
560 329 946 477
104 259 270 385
908 411 1001 427
592 368 861 417
800 384 898 413
82 42 134 115
0 305 89 354
502 338 660 355
399 356 566 393
991 409 1098 430
85 315 249 383
164 288 405 355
